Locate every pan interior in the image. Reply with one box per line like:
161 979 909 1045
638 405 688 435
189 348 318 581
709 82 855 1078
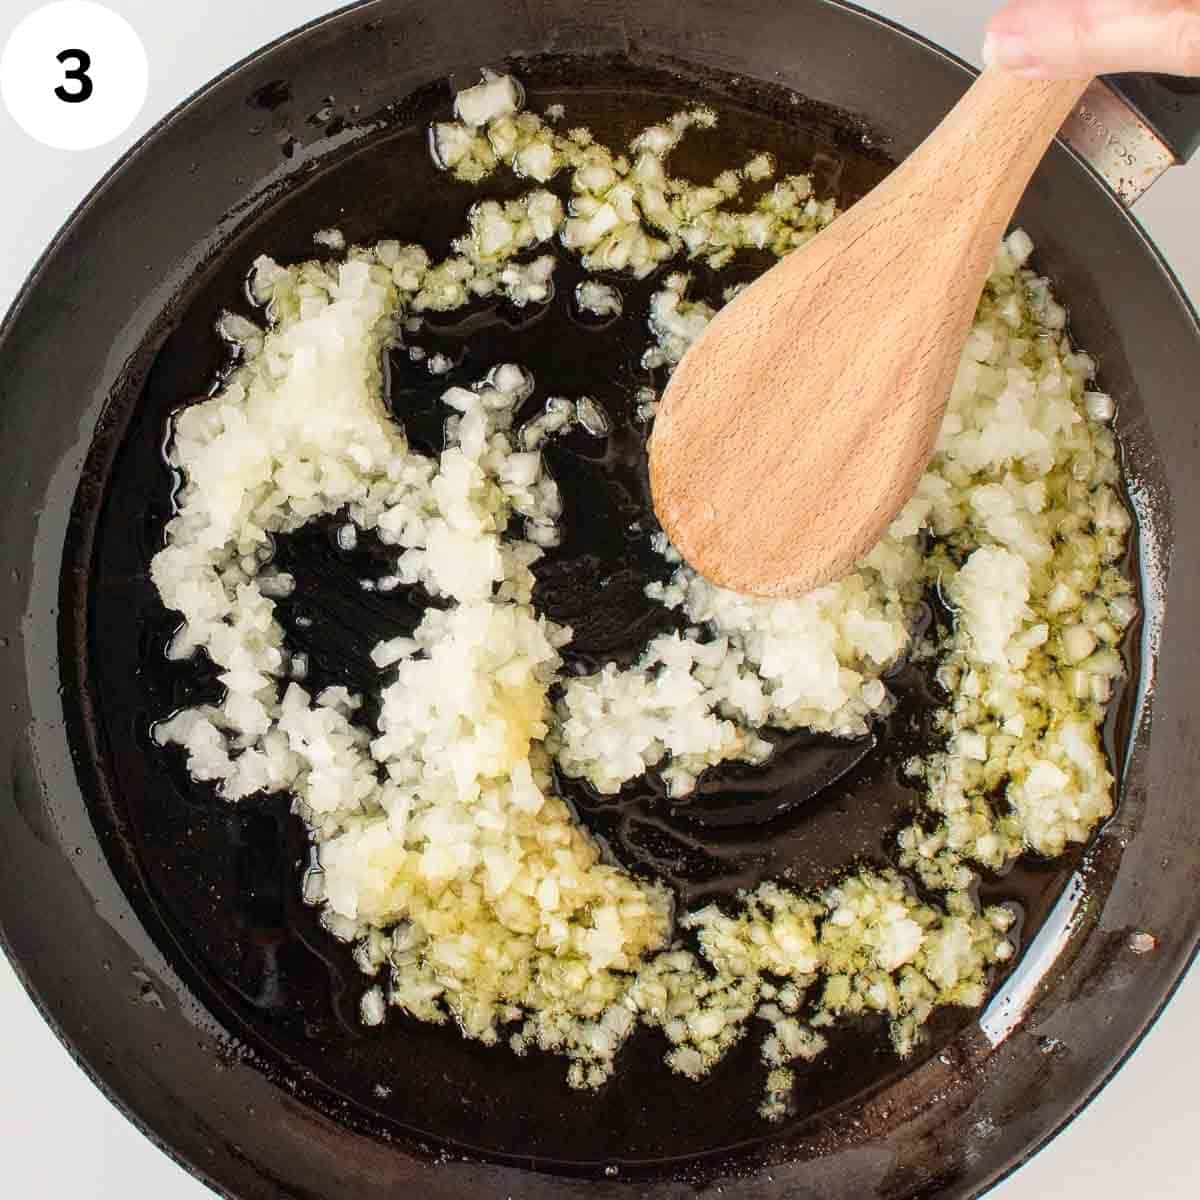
77 53 1140 1169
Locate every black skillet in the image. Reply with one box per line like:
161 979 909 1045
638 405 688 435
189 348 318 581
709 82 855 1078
3 1 1200 1197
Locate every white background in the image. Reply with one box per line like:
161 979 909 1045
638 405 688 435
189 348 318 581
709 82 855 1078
0 1 1195 1197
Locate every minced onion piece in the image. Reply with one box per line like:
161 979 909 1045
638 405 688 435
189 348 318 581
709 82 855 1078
1085 390 1115 422
575 280 623 318
576 396 611 436
454 71 523 128
314 228 346 251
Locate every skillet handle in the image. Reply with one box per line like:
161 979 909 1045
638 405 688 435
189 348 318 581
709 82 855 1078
1059 73 1200 206
1106 73 1200 164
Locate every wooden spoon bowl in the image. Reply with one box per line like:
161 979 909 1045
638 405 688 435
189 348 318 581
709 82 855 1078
649 68 1089 597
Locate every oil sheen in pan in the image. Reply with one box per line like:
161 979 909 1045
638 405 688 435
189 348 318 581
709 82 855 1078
82 55 1140 1169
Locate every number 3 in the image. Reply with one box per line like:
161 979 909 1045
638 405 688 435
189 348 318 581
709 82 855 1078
55 48 93 104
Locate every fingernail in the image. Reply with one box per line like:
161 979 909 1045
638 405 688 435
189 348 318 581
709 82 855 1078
982 31 1038 70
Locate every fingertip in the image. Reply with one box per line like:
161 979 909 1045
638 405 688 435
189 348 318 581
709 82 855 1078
984 0 1033 40
981 30 1038 71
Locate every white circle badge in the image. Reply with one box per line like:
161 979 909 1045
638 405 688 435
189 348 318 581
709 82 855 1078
1 2 149 151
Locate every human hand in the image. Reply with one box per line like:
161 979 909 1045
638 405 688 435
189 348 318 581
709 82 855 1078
984 0 1200 77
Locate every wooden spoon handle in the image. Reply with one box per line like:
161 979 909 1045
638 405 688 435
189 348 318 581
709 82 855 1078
763 68 1093 313
899 68 1092 243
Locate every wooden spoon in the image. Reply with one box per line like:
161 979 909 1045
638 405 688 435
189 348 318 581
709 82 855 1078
648 67 1090 597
